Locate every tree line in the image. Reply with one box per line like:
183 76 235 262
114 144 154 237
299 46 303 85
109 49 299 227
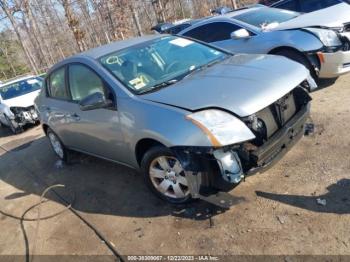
0 0 255 81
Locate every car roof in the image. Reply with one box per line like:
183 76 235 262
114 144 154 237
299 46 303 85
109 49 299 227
78 35 163 59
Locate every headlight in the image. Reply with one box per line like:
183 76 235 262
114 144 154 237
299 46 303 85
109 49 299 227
305 28 342 47
10 107 22 114
186 109 255 147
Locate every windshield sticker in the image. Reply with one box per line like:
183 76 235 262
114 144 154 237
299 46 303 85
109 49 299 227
169 38 194 47
129 76 149 90
280 10 295 14
210 49 221 55
27 79 39 85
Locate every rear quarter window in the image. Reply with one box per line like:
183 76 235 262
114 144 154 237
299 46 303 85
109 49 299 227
48 67 69 100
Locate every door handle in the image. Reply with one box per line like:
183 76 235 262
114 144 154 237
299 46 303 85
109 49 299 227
54 113 65 118
41 106 51 112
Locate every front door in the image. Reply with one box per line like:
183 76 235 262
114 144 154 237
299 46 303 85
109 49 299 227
63 64 126 163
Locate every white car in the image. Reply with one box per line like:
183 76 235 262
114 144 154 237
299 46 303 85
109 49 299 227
0 76 43 134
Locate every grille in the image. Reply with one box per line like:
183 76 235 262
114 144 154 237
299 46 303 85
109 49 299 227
257 92 296 137
245 88 309 146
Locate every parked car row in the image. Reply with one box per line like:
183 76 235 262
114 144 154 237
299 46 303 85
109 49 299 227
2 3 347 205
172 3 350 81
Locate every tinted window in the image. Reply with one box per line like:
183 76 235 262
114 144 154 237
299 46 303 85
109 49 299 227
68 65 105 102
184 22 241 43
300 0 341 12
48 68 69 99
235 8 299 28
274 0 298 11
0 77 42 100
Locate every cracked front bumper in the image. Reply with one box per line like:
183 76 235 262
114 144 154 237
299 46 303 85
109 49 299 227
11 110 39 126
245 103 310 176
319 50 350 78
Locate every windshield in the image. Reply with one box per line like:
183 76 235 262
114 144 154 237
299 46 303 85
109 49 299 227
235 8 299 28
99 36 228 94
0 77 42 100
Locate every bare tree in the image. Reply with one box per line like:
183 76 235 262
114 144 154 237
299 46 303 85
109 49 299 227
0 0 38 73
59 0 87 52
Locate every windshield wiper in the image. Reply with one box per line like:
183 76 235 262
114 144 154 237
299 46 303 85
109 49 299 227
138 79 178 95
184 58 225 79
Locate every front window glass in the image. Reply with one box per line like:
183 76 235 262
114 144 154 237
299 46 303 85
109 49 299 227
235 8 299 28
0 77 42 100
99 36 228 94
69 65 105 102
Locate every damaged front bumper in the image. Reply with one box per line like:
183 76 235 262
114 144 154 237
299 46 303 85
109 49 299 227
10 106 39 126
318 32 350 78
318 50 350 78
172 103 310 200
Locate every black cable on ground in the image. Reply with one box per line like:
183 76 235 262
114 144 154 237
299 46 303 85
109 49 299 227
0 143 124 262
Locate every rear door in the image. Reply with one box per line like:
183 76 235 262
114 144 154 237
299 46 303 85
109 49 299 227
44 66 75 144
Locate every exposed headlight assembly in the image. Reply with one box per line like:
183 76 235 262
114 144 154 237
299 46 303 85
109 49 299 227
186 109 255 147
305 28 342 47
10 107 22 114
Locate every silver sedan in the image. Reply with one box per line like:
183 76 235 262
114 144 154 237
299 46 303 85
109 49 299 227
35 35 314 204
178 4 350 81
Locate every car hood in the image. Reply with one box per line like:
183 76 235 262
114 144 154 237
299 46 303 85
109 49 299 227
2 90 41 108
272 3 350 30
141 54 309 117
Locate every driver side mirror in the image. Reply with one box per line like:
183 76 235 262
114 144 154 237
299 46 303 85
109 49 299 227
230 29 251 40
79 92 114 111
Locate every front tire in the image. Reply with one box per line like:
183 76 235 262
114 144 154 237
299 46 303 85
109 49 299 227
47 128 68 162
141 146 191 204
5 115 22 134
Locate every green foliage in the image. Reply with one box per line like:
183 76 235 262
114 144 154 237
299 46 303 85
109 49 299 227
0 30 29 81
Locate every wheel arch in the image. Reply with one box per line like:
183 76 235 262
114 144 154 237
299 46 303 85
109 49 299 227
268 46 320 78
42 123 49 135
269 46 307 58
135 138 166 167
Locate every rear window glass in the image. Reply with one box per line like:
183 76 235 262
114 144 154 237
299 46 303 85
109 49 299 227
48 67 69 99
0 77 42 100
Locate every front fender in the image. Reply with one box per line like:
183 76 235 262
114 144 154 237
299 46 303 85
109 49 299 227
0 104 14 119
264 30 324 53
118 97 213 167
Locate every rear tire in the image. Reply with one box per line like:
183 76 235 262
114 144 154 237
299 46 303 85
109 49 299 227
141 146 192 204
47 127 68 162
274 49 318 83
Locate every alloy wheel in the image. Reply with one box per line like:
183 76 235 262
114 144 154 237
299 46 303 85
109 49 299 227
149 156 190 199
48 132 64 159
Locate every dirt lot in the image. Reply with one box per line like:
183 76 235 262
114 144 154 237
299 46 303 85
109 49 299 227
0 74 349 259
